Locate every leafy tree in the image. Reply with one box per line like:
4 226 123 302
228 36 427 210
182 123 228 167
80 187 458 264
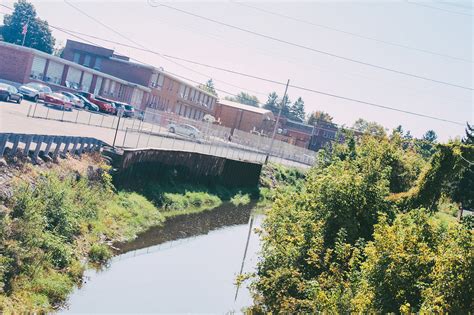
198 78 217 96
353 211 473 313
263 92 291 118
352 118 386 137
1 0 55 54
224 92 260 107
463 122 474 144
415 130 438 159
287 97 305 122
307 110 333 125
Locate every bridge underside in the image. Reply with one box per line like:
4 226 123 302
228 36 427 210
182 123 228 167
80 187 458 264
107 148 263 188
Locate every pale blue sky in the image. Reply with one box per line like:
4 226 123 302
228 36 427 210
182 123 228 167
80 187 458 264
2 0 473 140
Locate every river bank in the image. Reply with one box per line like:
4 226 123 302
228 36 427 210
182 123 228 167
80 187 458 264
0 153 305 312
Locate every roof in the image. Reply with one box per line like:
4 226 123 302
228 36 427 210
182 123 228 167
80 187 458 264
217 99 273 115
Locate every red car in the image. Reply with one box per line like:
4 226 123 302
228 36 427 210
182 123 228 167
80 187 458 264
44 93 73 111
78 92 115 114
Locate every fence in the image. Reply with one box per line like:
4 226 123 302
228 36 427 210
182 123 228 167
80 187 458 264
26 101 316 167
0 132 103 162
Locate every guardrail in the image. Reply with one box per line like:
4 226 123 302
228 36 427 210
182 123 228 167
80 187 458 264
0 133 104 163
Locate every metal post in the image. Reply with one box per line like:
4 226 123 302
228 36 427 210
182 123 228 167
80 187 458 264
32 99 39 118
45 105 50 119
112 111 123 148
265 79 290 164
61 106 66 122
88 111 92 125
27 101 33 117
75 109 80 123
100 114 105 127
147 123 154 147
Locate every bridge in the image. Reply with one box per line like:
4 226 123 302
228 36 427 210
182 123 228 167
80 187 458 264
0 99 314 169
0 132 263 187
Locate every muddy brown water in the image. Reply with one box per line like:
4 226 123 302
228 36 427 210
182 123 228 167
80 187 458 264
59 202 263 313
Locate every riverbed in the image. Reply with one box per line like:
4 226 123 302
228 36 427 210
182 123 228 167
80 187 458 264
60 203 262 313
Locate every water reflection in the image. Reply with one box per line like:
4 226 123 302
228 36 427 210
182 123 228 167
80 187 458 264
60 203 262 313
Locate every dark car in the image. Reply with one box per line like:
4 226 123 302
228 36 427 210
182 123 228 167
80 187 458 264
74 93 99 112
114 101 135 117
0 83 23 103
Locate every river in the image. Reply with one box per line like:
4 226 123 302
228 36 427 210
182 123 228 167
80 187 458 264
60 203 263 313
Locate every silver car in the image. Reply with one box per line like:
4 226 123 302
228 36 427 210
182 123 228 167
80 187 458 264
168 123 201 140
18 82 52 102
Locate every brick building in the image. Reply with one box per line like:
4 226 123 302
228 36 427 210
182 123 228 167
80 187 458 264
62 40 217 119
0 41 149 105
213 99 274 133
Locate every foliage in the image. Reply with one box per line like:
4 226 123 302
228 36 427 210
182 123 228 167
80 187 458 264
288 97 305 122
198 78 217 96
230 192 251 207
0 165 163 311
395 143 474 211
307 110 333 125
353 211 473 313
1 0 55 53
463 122 474 144
249 133 473 313
352 118 386 137
224 92 260 107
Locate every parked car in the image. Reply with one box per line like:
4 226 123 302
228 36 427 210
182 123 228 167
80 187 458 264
77 92 114 114
95 96 117 115
44 93 73 111
74 94 99 112
60 91 84 108
114 101 135 117
18 82 52 102
167 123 202 140
0 83 23 103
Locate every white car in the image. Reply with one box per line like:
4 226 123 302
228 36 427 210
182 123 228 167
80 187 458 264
60 91 84 108
168 123 201 140
18 82 52 102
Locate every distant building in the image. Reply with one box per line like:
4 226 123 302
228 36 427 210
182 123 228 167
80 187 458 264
0 41 150 106
308 120 340 151
213 99 274 133
273 118 314 148
62 40 217 119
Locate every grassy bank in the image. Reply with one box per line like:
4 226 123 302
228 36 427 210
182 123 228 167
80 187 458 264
0 154 304 312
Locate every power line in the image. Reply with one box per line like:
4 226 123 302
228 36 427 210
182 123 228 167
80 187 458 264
148 0 473 91
62 0 264 97
231 0 472 63
406 0 473 16
0 8 465 126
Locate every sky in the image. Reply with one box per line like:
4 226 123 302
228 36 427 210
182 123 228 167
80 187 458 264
1 0 473 141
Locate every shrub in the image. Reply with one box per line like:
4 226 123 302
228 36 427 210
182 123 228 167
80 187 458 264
88 243 112 264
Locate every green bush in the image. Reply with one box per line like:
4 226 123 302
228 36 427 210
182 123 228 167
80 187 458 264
88 243 112 264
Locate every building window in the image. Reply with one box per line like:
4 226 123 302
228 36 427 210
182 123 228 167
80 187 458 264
84 55 91 67
94 57 102 70
45 61 64 85
82 72 93 92
65 67 82 90
179 84 185 98
94 77 103 95
30 56 46 80
73 52 80 63
189 89 195 101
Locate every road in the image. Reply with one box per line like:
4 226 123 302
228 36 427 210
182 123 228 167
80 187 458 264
0 99 311 168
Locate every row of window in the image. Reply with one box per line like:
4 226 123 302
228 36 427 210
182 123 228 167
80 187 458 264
176 103 205 120
73 52 102 70
178 84 215 109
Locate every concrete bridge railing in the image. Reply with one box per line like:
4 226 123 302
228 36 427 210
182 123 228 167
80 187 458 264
0 133 104 163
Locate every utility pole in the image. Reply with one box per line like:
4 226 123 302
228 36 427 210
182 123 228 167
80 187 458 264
265 79 289 164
